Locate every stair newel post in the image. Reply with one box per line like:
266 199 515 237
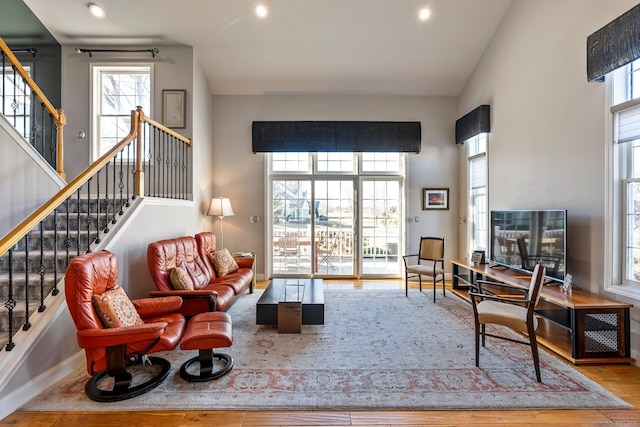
56 109 66 181
134 106 145 198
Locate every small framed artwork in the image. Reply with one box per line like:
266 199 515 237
423 188 449 210
471 250 486 264
162 89 186 128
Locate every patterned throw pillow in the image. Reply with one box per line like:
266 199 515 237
170 266 194 290
208 248 239 277
184 261 209 288
92 285 144 328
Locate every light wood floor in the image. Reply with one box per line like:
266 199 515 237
3 279 639 427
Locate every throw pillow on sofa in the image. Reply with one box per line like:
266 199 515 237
92 285 144 328
170 265 194 290
184 261 209 288
208 249 239 277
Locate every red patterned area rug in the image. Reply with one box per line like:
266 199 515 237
23 290 632 411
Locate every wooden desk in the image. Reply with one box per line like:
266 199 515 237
451 259 633 365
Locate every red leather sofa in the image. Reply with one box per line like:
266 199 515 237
147 232 254 315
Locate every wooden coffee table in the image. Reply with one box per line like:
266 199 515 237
256 278 324 327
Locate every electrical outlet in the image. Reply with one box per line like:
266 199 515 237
249 216 260 223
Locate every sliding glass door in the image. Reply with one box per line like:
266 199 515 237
269 153 404 279
314 180 355 276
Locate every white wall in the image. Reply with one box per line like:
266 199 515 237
211 95 459 277
0 116 65 238
458 0 640 361
60 45 195 181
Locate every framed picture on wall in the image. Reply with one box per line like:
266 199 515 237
423 188 449 210
162 89 186 128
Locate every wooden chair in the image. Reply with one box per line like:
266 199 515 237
402 237 445 302
469 263 546 382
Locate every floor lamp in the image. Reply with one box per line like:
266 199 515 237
207 197 234 249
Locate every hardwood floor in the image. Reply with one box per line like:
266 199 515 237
3 279 639 427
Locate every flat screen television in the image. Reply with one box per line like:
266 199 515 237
489 210 567 283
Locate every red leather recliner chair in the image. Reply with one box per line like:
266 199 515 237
65 250 186 402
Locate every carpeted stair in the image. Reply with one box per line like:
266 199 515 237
0 196 130 351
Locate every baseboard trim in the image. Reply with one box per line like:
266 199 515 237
0 350 84 421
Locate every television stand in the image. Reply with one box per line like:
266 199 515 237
452 259 633 365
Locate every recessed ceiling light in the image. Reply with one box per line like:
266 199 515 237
418 7 431 21
88 3 106 19
255 4 268 18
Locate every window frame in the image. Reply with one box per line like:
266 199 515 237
266 151 406 279
466 134 489 258
607 59 640 300
90 63 153 162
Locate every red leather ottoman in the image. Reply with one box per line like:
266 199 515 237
179 311 233 382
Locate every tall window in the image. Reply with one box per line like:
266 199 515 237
1 65 31 137
467 134 488 255
91 65 151 160
611 59 640 293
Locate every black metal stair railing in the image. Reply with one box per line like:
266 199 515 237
0 107 192 352
0 37 66 180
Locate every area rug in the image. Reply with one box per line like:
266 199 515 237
22 289 632 411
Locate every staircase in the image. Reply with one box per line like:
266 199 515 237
0 196 132 350
0 104 192 354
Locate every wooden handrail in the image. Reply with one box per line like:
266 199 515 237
143 115 192 145
0 37 67 179
0 105 194 256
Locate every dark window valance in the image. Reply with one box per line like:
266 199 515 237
252 121 421 153
455 105 490 144
587 3 640 82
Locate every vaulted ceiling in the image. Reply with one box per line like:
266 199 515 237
20 0 512 96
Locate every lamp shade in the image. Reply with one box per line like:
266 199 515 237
208 197 234 217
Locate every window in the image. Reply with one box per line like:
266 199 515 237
91 65 151 160
317 152 354 172
467 134 488 256
271 152 310 172
611 58 640 295
361 152 401 172
1 65 31 137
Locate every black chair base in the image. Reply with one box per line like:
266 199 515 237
179 349 233 382
85 356 171 402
